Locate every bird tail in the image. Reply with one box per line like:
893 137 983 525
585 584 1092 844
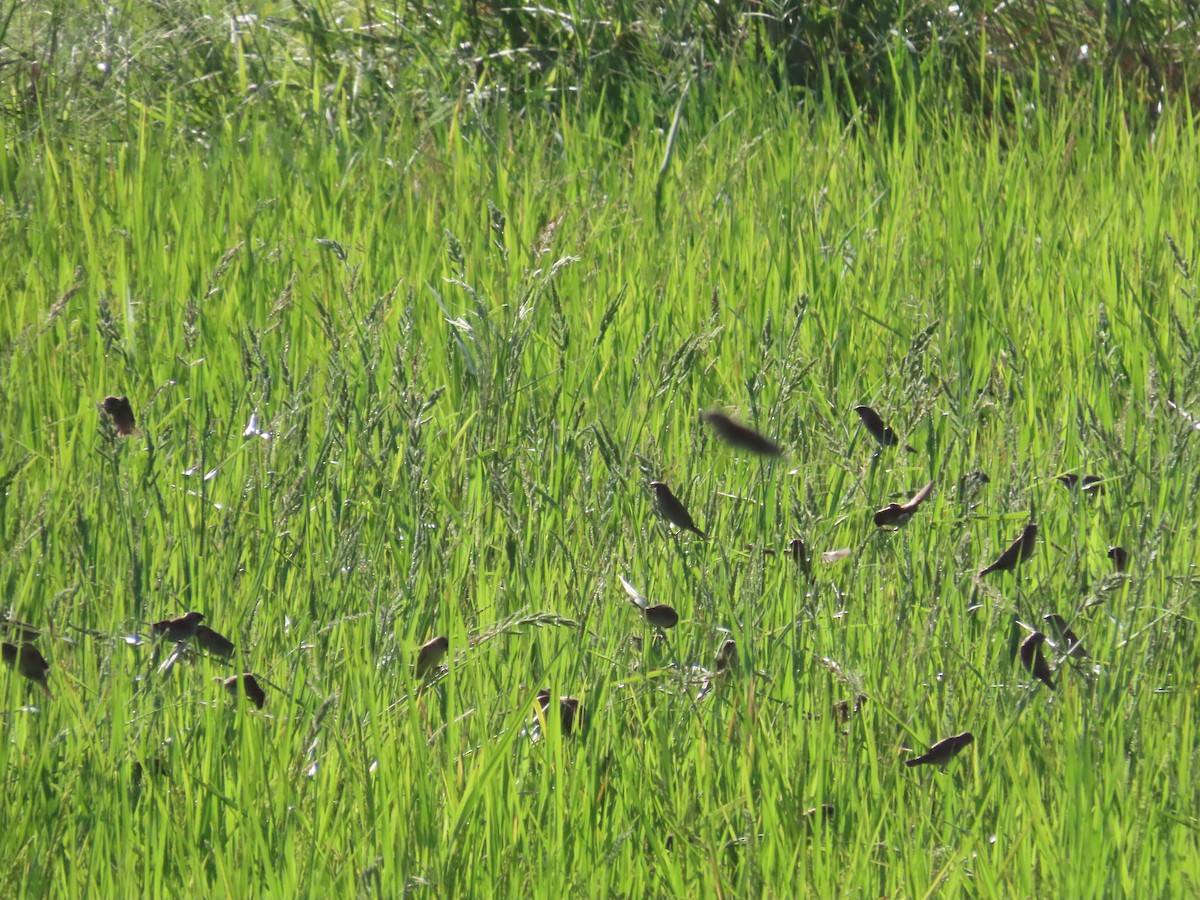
903 757 923 768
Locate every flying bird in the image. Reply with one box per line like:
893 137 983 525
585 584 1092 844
415 635 449 678
873 480 935 528
854 405 913 451
1043 614 1088 658
649 481 708 539
1107 546 1128 573
1019 631 1055 689
979 523 1038 577
100 395 139 436
151 611 205 641
194 625 235 658
701 410 782 457
2 641 52 697
219 673 266 709
904 731 974 768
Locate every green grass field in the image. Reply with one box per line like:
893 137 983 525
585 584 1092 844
3 5 1200 895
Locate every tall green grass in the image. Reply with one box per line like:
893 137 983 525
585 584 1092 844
2 55 1200 898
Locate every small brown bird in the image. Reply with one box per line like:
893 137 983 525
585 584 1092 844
958 470 991 493
219 673 266 709
834 694 868 722
1108 546 1129 573
100 395 139 436
415 635 449 678
2 641 53 697
1043 614 1088 658
979 523 1038 577
194 625 235 658
701 410 782 457
788 539 814 580
644 604 679 629
1057 473 1105 496
0 616 41 643
904 731 974 768
855 405 913 451
536 688 580 736
1020 632 1055 689
649 481 708 539
151 611 205 641
715 639 738 673
874 480 935 528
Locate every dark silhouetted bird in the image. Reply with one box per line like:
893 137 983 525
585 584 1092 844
855 405 913 451
151 611 205 641
415 635 449 678
644 604 679 629
650 481 707 539
701 411 782 457
904 731 974 768
1 616 41 643
874 480 935 528
2 641 52 697
715 639 738 673
1057 473 1105 496
219 673 265 709
1020 631 1055 689
789 539 813 579
979 523 1038 577
1043 614 1088 659
1107 546 1128 573
194 625 235 658
536 689 580 736
100 396 139 436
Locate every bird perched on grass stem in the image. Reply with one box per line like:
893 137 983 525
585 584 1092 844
979 523 1037 577
218 673 266 709
1043 614 1088 659
415 635 449 678
536 688 581 736
1107 546 1129 573
649 481 708 539
194 625 235 658
855 405 914 451
100 396 139 436
700 410 782 457
904 731 973 768
2 641 53 697
1020 632 1055 688
151 611 205 641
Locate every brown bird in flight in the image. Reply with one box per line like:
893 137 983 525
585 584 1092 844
979 523 1038 577
151 611 205 641
194 625 235 658
1107 546 1128 573
219 673 266 709
415 635 449 678
1043 614 1088 659
855 405 913 451
904 731 974 768
100 395 139 436
874 480 935 529
2 641 53 697
650 481 708 539
701 411 782 457
1020 632 1055 689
